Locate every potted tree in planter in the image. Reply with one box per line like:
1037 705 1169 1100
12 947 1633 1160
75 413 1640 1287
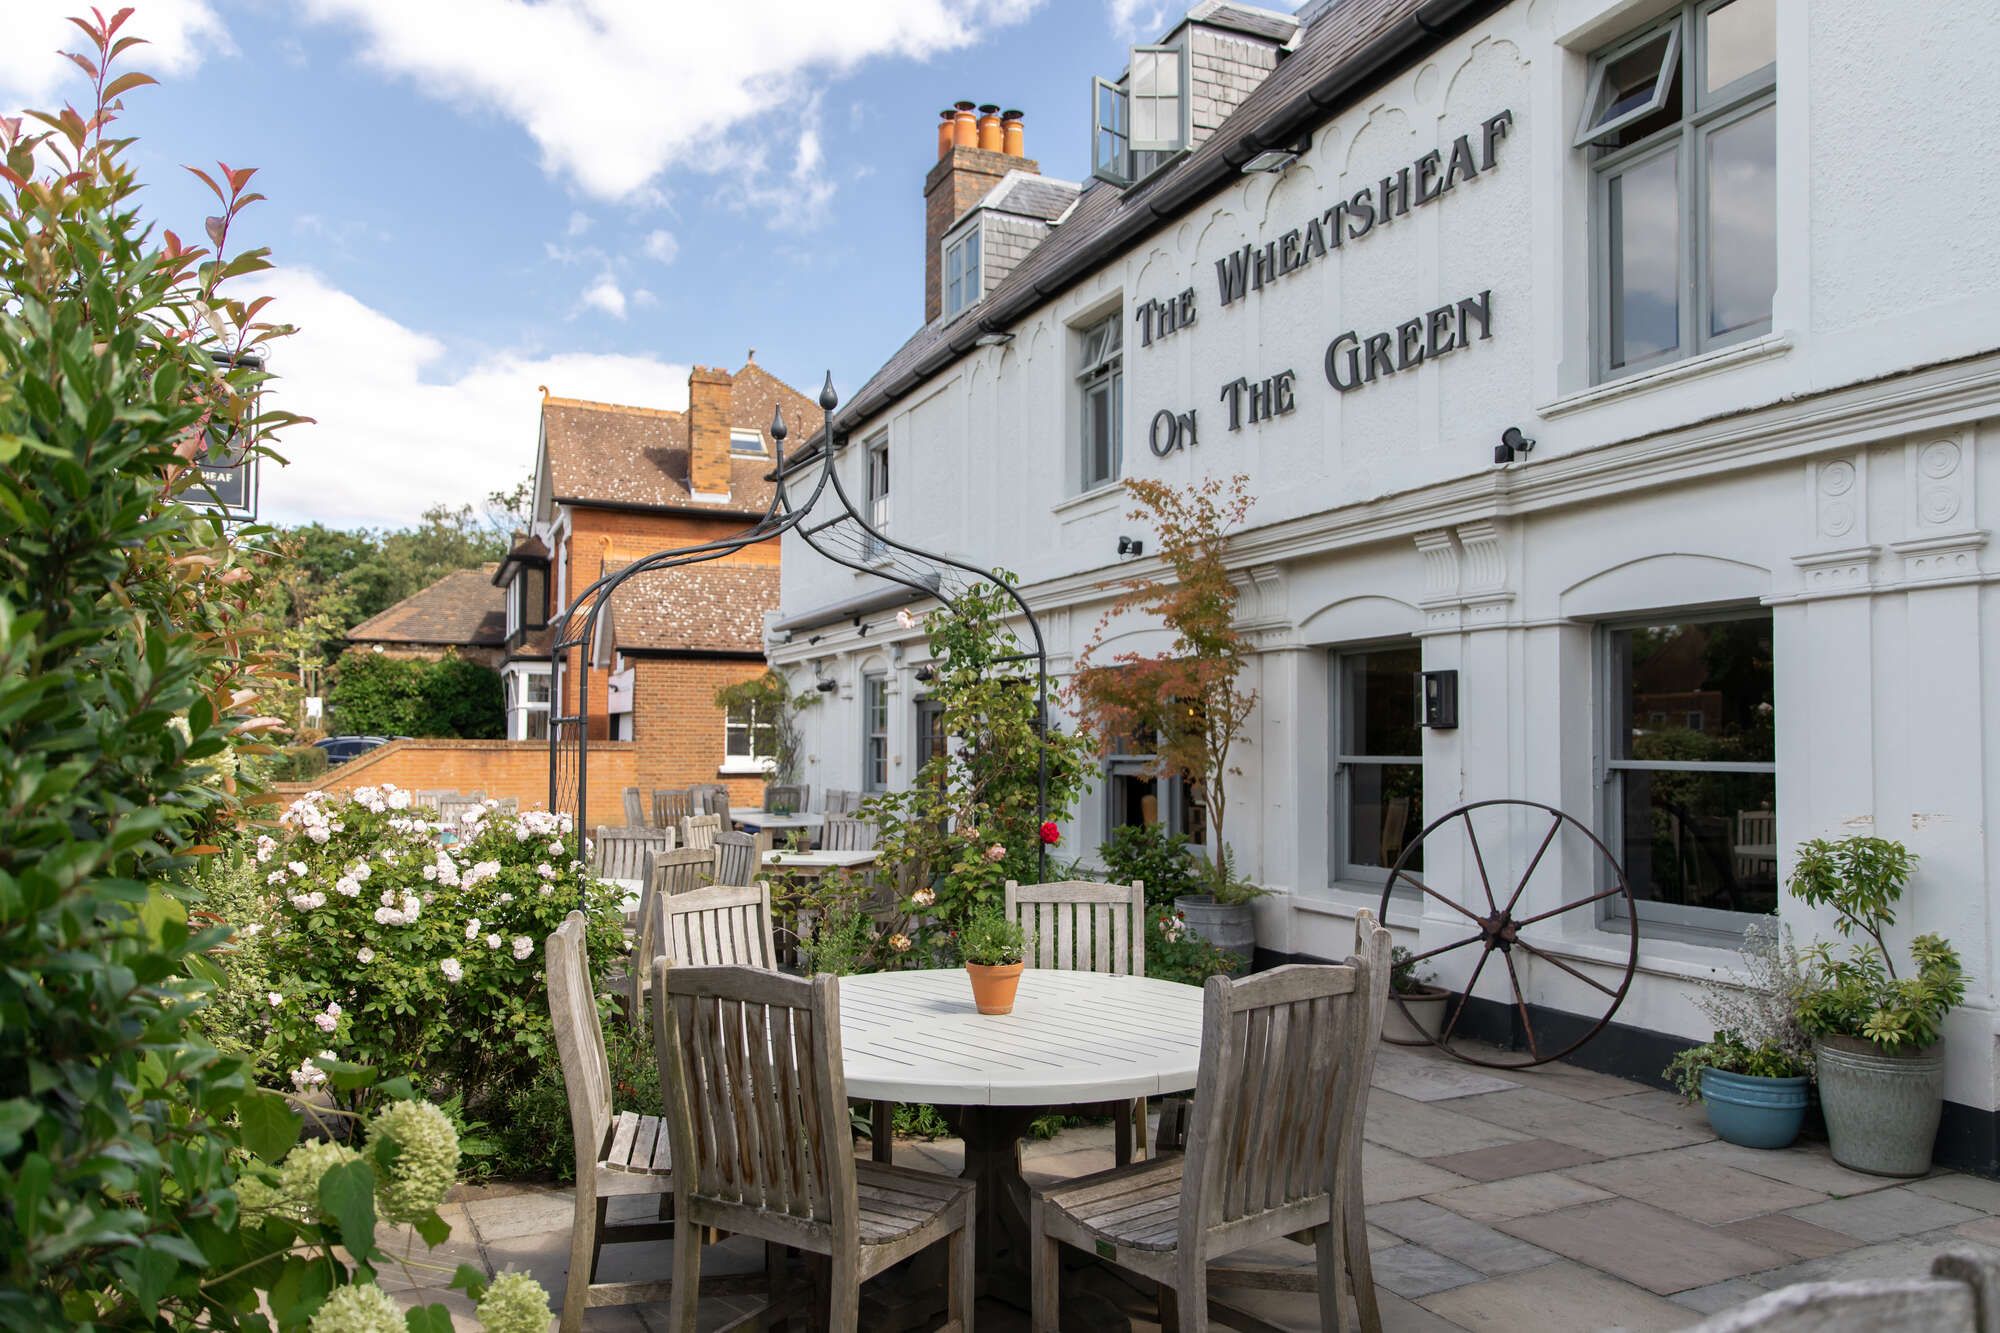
1789 836 1965 1176
959 909 1028 1014
1071 475 1262 975
1384 946 1452 1043
1661 920 1817 1149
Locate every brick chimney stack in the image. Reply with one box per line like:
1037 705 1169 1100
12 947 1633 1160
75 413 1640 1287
923 104 1036 323
687 365 733 499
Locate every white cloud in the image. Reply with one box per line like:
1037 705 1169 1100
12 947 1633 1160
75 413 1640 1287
641 228 678 264
248 269 689 528
580 273 626 319
565 209 592 237
1107 0 1169 41
1 1 230 108
298 0 1042 206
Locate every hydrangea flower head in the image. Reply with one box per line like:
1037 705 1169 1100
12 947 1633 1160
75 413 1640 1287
367 1098 460 1223
306 1280 403 1333
475 1271 554 1333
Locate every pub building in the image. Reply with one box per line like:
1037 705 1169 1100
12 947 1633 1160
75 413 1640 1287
768 0 2000 1170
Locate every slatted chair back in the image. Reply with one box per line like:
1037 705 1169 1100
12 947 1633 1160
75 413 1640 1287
411 789 450 814
1005 878 1145 976
658 882 779 970
493 797 519 816
592 825 677 882
823 788 862 814
645 846 712 898
689 783 733 825
438 796 485 826
820 815 879 853
680 812 722 852
764 783 807 815
655 963 852 1231
712 831 759 887
546 913 614 1187
1178 924 1390 1251
623 786 647 826
652 788 694 826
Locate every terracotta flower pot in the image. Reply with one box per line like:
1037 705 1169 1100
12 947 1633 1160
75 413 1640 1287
965 961 1025 1015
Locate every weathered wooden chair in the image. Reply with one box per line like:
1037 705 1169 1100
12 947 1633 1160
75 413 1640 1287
823 788 862 814
820 815 879 852
764 782 807 814
1005 877 1149 1165
1029 912 1391 1333
492 797 519 815
592 825 677 883
689 783 734 828
1688 1248 2000 1331
653 787 694 827
410 789 450 814
679 812 722 853
658 881 779 969
651 962 976 1332
646 846 713 898
623 786 648 827
712 830 759 887
437 796 485 825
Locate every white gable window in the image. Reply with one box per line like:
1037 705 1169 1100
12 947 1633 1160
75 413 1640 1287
729 427 765 455
1092 42 1190 187
943 223 982 319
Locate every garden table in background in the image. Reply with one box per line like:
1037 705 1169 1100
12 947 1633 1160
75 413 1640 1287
730 808 823 837
760 848 878 878
837 968 1205 1296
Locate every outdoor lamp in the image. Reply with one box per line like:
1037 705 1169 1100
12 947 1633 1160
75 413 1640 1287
1494 425 1536 464
1117 535 1144 557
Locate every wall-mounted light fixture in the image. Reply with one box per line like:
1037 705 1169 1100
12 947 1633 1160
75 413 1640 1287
914 665 936 683
812 660 837 694
1117 535 1144 557
1493 426 1536 465
1239 131 1314 175
973 330 1014 347
1420 669 1459 729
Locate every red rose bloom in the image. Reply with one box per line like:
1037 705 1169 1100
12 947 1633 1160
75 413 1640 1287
1039 821 1060 845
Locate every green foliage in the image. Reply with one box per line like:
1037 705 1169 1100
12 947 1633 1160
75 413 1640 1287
490 1021 658 1181
1098 822 1205 909
864 577 1097 936
801 899 885 976
265 744 331 782
1146 906 1240 986
956 909 1026 966
1390 945 1436 996
328 650 504 739
713 669 813 786
1665 1031 1812 1101
1785 836 1964 1053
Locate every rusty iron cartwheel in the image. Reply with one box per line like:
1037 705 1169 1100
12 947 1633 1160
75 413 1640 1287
1375 798 1638 1069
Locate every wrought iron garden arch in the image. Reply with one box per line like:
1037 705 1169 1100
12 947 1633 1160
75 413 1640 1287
545 373 1054 880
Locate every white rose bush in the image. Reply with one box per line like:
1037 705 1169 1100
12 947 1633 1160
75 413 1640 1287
247 787 624 1107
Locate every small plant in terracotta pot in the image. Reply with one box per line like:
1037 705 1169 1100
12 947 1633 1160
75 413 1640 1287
1384 945 1452 1044
959 910 1028 1015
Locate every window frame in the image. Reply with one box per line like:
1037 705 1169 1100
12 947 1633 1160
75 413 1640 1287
1595 606 1779 939
728 427 766 456
505 664 552 742
1585 0 1777 385
1090 42 1190 188
861 673 889 793
1329 642 1426 889
942 221 982 320
1075 310 1124 494
724 697 779 767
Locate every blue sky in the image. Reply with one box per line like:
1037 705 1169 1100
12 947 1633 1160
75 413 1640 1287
4 1 1184 527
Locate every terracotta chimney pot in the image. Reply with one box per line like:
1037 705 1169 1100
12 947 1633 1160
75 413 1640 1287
937 109 954 158
977 104 1003 152
1002 109 1025 157
952 100 977 148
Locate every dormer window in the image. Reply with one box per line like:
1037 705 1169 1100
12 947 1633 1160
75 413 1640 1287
729 427 765 455
1092 42 1190 187
943 223 982 319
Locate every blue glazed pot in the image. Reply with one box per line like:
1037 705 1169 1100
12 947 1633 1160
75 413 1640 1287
1700 1067 1810 1150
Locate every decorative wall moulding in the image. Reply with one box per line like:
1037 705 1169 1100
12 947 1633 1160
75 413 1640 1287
1788 544 1878 600
1889 531 1988 584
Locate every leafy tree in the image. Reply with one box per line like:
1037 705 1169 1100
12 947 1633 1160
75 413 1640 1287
1070 475 1260 899
328 650 504 738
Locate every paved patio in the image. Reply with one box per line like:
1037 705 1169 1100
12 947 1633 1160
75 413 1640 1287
382 1041 2000 1329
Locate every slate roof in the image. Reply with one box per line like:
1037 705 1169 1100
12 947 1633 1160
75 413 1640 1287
980 172 1082 222
544 361 822 511
603 559 780 656
346 565 506 649
792 0 1489 464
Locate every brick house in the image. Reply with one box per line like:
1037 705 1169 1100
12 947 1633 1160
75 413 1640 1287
343 564 507 668
494 357 822 804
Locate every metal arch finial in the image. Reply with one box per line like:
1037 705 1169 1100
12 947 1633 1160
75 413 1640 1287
769 405 787 442
819 372 838 412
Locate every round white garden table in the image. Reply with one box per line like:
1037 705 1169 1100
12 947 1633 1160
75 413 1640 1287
837 968 1205 1287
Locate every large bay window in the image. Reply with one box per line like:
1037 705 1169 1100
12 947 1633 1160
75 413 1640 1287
1332 644 1424 885
1582 0 1776 381
1603 612 1777 928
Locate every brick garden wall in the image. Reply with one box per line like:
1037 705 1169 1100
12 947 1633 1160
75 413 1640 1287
270 738 638 829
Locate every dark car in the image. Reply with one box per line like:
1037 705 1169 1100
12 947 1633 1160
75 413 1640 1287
312 735 392 766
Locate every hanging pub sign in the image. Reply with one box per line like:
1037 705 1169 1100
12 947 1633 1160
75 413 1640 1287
187 351 262 521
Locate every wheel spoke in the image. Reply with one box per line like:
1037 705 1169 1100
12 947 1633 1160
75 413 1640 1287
1398 873 1485 927
1407 933 1483 967
1440 942 1495 1044
1502 949 1540 1059
1515 939 1620 998
1513 885 1626 930
1499 814 1564 918
1462 812 1499 914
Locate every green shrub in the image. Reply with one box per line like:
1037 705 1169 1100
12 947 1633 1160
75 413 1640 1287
1098 822 1207 908
264 744 331 782
1146 906 1240 986
1665 1031 1812 1101
329 649 504 738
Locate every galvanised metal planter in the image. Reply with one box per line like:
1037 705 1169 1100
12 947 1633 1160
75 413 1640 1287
1698 1067 1809 1150
1174 895 1254 977
1814 1035 1946 1177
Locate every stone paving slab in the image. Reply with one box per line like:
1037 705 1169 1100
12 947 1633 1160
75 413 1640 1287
1370 1199 1557 1276
1784 1186 1983 1243
1417 1260 1695 1331
1669 1277 1772 1316
1681 1138 1905 1198
1372 1046 1523 1103
1715 1211 1861 1261
1373 1243 1488 1299
1565 1146 1829 1224
1909 1171 2000 1213
1423 1169 1615 1223
1960 1216 2000 1247
1499 1198 1786 1295
1365 1090 1535 1159
1429 1137 1602 1183
1364 1145 1477 1204
1744 1225 2000 1290
1448 1087 1711 1158
1597 1089 1715 1133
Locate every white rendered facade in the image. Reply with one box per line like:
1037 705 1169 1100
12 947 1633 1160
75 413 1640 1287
769 0 2000 1160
